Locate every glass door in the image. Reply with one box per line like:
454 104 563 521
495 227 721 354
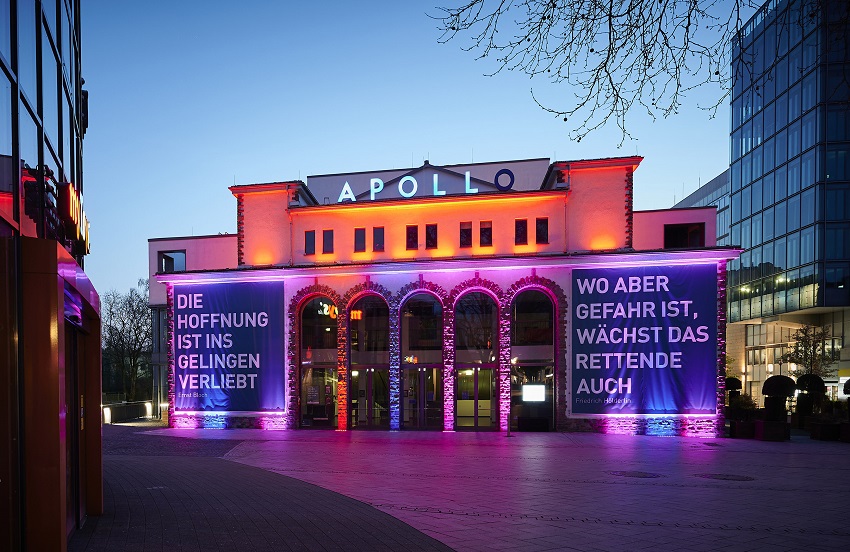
351 367 390 429
456 366 496 429
402 367 443 429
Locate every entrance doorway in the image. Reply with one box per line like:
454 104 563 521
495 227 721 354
456 367 496 429
300 296 339 428
402 367 443 429
350 368 389 428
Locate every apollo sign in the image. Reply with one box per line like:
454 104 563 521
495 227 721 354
336 168 516 203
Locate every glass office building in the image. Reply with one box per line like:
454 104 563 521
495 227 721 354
693 0 850 398
1 1 101 550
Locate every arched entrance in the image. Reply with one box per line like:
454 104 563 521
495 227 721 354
400 293 443 429
510 290 555 431
299 296 338 428
454 292 498 430
349 295 390 429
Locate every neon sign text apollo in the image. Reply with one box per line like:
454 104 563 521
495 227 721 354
336 168 516 203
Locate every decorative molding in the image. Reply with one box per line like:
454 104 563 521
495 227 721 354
624 167 634 249
446 277 504 431
341 282 395 429
235 194 245 265
287 284 343 430
503 275 569 431
716 260 728 437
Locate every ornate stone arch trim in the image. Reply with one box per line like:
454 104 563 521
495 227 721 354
393 280 449 430
287 284 342 430
504 275 569 431
341 281 394 429
446 277 504 431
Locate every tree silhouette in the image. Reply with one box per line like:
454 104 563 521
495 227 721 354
102 280 152 401
777 324 837 379
434 0 832 142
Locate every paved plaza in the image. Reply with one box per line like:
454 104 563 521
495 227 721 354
70 423 849 551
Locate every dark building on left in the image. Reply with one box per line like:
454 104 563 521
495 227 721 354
1 1 102 551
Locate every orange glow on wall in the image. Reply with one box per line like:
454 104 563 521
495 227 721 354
251 249 276 265
589 235 618 250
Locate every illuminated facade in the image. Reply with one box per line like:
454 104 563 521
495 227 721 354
150 156 737 437
1 1 102 550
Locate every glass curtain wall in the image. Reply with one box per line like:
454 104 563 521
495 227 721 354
729 0 850 323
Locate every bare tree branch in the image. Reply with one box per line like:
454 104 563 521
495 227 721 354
433 0 773 143
102 280 153 401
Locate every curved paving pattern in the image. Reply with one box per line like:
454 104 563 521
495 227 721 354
216 430 849 552
72 425 850 551
68 424 452 552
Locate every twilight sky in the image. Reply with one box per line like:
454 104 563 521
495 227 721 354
82 1 737 294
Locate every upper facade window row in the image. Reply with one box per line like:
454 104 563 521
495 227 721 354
304 219 550 256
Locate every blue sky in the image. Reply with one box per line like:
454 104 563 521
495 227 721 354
82 1 734 294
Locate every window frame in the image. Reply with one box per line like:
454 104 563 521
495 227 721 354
406 225 418 250
515 219 528 245
480 221 493 247
304 230 316 255
373 227 385 252
354 227 366 253
322 229 334 254
535 217 549 245
425 223 438 249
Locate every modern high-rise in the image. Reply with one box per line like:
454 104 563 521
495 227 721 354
681 0 850 400
1 1 102 550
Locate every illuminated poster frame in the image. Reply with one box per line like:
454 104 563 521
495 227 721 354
571 264 718 415
172 281 286 413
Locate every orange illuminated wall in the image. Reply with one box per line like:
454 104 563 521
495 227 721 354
554 157 641 252
230 157 650 269
230 182 302 267
288 192 566 266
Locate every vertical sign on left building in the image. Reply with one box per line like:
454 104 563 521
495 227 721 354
172 281 285 412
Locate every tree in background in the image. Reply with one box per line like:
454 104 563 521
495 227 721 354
434 0 821 142
102 280 152 401
778 325 837 379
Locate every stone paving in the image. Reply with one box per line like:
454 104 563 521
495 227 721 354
73 423 850 551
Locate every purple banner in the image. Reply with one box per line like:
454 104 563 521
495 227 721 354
572 265 717 414
173 281 285 412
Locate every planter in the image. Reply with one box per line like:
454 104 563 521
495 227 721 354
729 420 755 439
841 423 850 443
755 420 790 441
809 422 841 441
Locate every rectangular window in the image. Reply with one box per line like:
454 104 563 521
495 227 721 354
535 218 549 244
406 225 418 250
304 231 315 255
480 221 493 247
354 228 366 252
425 224 437 249
515 219 528 245
322 229 333 254
373 227 384 252
460 221 472 248
158 250 186 273
663 223 705 249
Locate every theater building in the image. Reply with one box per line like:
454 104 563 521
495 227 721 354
150 156 738 437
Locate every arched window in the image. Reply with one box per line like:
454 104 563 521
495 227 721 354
400 293 443 429
349 295 390 428
510 290 555 431
300 297 338 428
454 292 498 429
